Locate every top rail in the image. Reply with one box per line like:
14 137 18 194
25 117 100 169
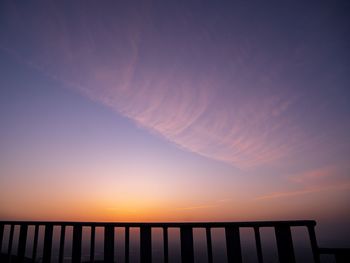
0 219 316 227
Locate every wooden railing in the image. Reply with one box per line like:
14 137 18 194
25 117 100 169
0 220 349 263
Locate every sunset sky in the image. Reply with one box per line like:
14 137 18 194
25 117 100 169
0 2 349 245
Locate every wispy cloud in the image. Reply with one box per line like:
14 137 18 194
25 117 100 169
1 2 329 169
256 183 350 200
256 165 350 200
289 166 336 184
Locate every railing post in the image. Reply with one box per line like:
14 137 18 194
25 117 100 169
43 224 53 263
225 226 242 263
163 227 169 263
104 226 114 263
90 226 95 263
0 224 4 254
307 225 320 263
32 225 39 263
72 225 82 263
58 225 66 263
17 224 28 262
275 225 295 263
180 226 194 263
254 227 263 263
7 224 14 263
125 227 129 263
206 227 213 263
140 226 152 263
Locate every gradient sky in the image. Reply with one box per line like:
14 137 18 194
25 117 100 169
0 2 350 245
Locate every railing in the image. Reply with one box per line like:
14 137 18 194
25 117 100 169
0 220 349 263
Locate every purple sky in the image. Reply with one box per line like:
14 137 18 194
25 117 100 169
0 1 350 245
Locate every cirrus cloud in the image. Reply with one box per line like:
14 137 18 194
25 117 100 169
1 1 334 169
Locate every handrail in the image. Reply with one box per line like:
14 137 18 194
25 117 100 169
0 220 316 227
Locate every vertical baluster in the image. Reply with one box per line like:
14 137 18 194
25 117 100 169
7 224 14 263
206 227 213 263
90 226 95 263
307 225 320 263
225 226 242 263
163 227 168 263
180 226 194 263
43 224 53 263
72 225 82 263
104 226 114 263
254 227 263 263
17 224 28 262
140 226 152 263
0 224 4 253
125 227 129 263
275 225 295 263
58 225 66 263
32 225 39 263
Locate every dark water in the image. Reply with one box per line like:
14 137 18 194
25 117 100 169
0 225 338 262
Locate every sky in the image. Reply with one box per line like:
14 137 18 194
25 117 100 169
0 2 350 245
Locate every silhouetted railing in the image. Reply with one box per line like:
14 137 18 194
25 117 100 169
0 220 349 263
